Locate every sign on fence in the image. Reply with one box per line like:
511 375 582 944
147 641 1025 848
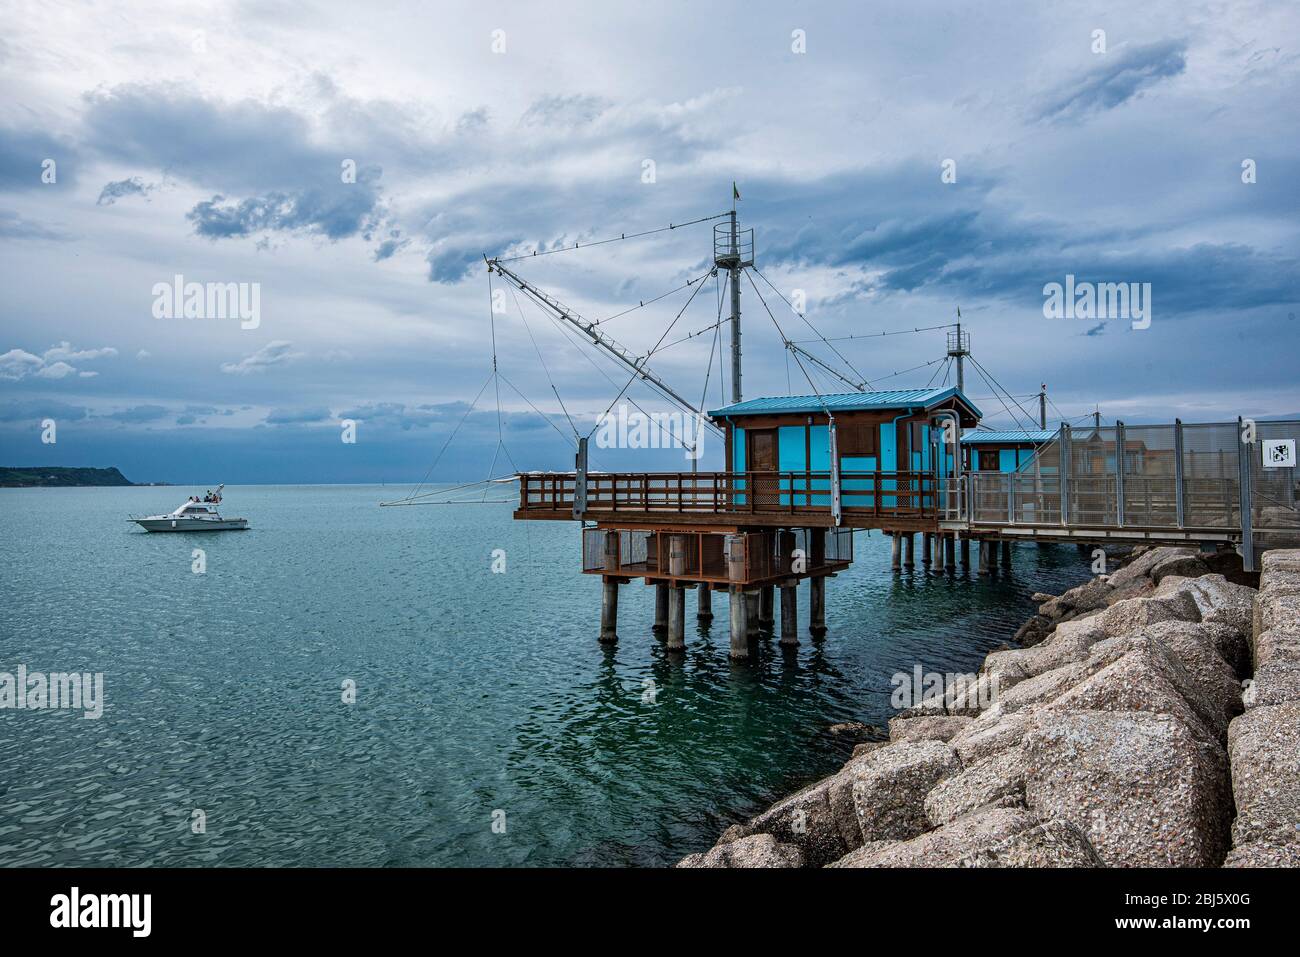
1262 438 1296 469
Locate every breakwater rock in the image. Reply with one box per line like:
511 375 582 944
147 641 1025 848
678 546 1300 868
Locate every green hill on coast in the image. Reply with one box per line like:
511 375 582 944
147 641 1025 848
0 466 137 487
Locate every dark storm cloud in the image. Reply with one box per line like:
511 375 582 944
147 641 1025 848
1035 40 1188 122
188 180 382 240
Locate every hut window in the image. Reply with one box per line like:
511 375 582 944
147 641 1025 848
836 423 876 456
976 449 1001 471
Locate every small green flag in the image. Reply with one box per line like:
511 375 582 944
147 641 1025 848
733 182 740 200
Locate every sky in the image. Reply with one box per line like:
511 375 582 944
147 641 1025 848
1 0 1298 485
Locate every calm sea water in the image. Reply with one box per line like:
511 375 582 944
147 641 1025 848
0 484 1093 867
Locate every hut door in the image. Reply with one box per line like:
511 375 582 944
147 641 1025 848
748 429 779 507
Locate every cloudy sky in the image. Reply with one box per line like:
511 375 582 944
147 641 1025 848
1 0 1297 484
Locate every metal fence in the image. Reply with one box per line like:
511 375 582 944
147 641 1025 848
952 418 1300 562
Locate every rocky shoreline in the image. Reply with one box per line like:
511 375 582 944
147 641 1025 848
678 545 1300 868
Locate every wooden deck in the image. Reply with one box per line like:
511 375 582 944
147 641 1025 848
516 470 942 531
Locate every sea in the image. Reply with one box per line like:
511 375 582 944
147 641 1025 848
0 484 1094 867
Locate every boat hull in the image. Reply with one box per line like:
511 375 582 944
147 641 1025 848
133 518 249 532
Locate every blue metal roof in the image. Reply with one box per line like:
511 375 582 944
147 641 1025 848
962 429 1056 445
708 387 982 419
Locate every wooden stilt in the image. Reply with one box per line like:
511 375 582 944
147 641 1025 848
653 582 668 635
921 533 932 565
1001 540 1012 569
759 585 774 629
978 541 991 576
890 533 901 571
600 579 619 644
780 582 798 646
809 576 827 637
728 586 749 660
744 591 760 639
696 583 713 621
903 533 915 568
667 585 686 651
960 537 971 568
944 534 956 571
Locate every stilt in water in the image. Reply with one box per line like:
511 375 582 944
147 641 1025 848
600 579 619 644
728 586 749 660
809 576 827 637
667 584 686 651
960 536 971 569
921 533 932 566
978 540 991 576
779 582 798 646
944 533 956 572
653 582 668 635
696 583 713 621
744 591 760 639
759 585 775 629
890 533 901 571
903 533 915 569
1000 540 1012 570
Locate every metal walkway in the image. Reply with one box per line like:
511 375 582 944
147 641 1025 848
942 418 1300 569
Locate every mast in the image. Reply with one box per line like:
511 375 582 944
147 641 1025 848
947 314 969 393
714 193 752 404
1038 384 1047 430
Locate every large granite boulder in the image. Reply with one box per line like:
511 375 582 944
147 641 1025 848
1244 660 1300 710
676 832 805 868
1150 552 1210 583
950 709 1039 765
923 747 1027 827
1227 703 1300 848
982 618 1108 691
829 806 1035 868
1047 637 1227 742
956 817 1105 867
1127 621 1244 731
849 741 961 843
1253 627 1300 669
1223 842 1300 867
1106 546 1197 591
742 768 850 867
1161 574 1257 635
1023 710 1231 867
1099 590 1201 638
888 715 974 744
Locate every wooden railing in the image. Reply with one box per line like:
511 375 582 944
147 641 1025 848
519 470 941 518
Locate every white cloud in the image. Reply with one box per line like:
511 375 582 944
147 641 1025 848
0 342 116 380
219 340 301 375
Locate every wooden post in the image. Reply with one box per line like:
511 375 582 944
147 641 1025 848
944 534 956 571
960 536 971 568
728 586 749 660
890 533 901 571
600 579 619 644
759 585 775 629
653 582 668 635
1001 540 1012 569
780 582 798 646
697 583 713 621
667 585 686 651
809 576 827 637
745 591 760 639
978 541 991 576
921 533 932 565
903 533 915 568
668 534 688 577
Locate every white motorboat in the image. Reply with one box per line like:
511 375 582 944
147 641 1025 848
130 485 249 532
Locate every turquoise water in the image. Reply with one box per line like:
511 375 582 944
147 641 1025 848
0 485 1092 867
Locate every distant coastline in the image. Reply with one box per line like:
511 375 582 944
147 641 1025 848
0 466 167 488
